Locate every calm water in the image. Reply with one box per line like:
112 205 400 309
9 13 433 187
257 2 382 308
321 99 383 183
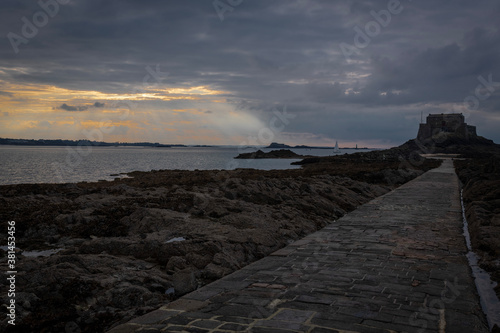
0 145 369 185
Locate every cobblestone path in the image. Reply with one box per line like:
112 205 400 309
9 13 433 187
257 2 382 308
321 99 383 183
109 159 489 333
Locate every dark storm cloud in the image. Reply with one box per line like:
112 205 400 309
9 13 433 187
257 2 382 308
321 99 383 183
57 102 105 111
361 28 500 106
1 0 499 144
305 26 500 109
0 91 13 97
58 103 88 112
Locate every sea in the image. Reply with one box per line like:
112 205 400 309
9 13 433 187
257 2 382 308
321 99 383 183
0 145 372 185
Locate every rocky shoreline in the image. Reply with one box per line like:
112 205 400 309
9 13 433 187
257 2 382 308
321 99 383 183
0 148 441 332
455 154 500 299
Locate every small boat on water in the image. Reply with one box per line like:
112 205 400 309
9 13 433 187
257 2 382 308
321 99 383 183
333 141 340 154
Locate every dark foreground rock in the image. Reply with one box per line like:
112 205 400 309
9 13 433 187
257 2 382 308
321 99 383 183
0 148 440 332
455 154 500 299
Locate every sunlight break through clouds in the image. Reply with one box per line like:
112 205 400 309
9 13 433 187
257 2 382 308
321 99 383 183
0 0 499 146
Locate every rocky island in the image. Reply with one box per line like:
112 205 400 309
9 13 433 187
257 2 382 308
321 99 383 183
235 149 310 159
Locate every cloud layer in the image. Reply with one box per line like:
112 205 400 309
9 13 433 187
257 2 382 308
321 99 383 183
0 0 499 146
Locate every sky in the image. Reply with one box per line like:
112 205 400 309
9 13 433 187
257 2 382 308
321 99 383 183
0 0 499 148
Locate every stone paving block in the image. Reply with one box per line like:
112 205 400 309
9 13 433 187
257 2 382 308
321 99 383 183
211 280 253 291
295 294 336 305
254 319 308 331
162 315 195 326
162 299 209 312
217 322 250 331
229 295 271 307
380 282 413 294
270 308 316 323
136 327 163 333
244 257 291 271
314 311 364 323
311 317 362 330
211 304 273 319
222 268 256 280
250 327 300 333
238 290 283 301
276 300 339 315
246 272 278 282
183 327 210 333
107 323 141 333
190 319 222 329
377 269 402 278
345 325 394 333
163 325 188 332
411 283 450 297
184 288 223 301
335 307 383 321
391 313 439 331
445 309 487 333
446 299 482 313
313 286 352 296
351 283 384 293
362 319 428 333
309 328 341 333
177 311 216 321
213 315 255 324
271 247 296 256
290 238 314 246
332 297 369 309
208 292 239 304
128 309 181 325
315 276 355 286
268 284 288 290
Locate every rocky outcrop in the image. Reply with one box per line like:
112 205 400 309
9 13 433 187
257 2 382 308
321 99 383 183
235 149 307 159
266 142 291 149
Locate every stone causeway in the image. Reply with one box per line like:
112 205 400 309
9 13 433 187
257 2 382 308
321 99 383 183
108 159 489 333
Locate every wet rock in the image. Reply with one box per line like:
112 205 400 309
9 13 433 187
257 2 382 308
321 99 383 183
208 206 229 218
203 263 233 280
166 256 188 272
172 269 198 296
185 252 212 269
65 321 81 333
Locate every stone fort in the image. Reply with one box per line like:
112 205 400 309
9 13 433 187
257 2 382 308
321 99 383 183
417 113 477 141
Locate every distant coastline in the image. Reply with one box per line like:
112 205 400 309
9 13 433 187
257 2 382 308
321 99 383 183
266 142 369 150
0 138 372 150
0 137 190 148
